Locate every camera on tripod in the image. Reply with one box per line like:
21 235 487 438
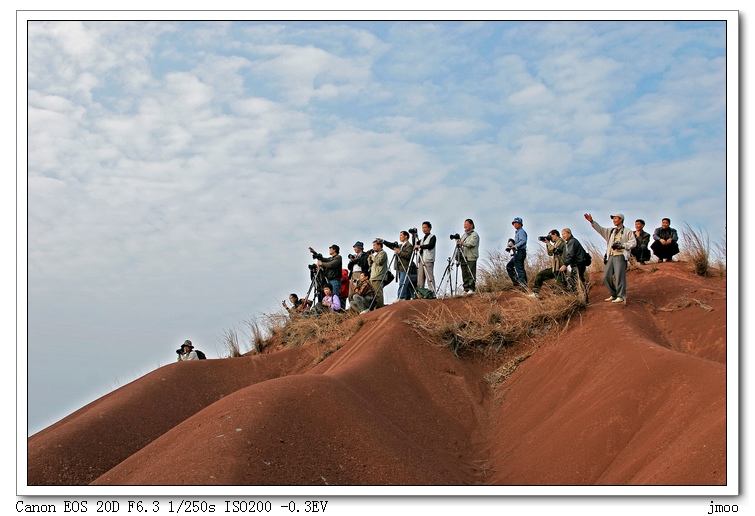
308 263 318 272
449 233 461 240
408 227 418 235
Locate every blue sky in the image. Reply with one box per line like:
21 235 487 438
22 17 731 438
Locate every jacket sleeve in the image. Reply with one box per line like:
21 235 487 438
652 227 661 241
320 255 342 271
590 220 611 242
420 235 436 250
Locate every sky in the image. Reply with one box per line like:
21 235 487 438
20 15 733 442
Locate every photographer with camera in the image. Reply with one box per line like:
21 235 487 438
506 217 528 291
585 212 636 304
349 270 376 314
347 241 371 304
529 230 566 298
282 293 312 314
309 244 343 300
379 231 415 301
176 340 198 361
454 218 479 295
414 221 437 295
368 239 389 308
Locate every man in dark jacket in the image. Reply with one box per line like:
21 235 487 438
309 244 343 297
631 219 651 264
650 218 680 262
559 227 590 303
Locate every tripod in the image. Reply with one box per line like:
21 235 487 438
303 265 326 305
396 245 420 301
437 241 475 297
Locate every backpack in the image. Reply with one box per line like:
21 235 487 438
415 287 436 299
195 349 207 360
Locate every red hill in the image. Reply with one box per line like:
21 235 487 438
28 264 727 486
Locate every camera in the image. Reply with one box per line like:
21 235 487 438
308 263 318 272
450 233 461 240
611 241 623 250
348 254 356 260
408 227 418 235
552 247 563 256
538 235 549 242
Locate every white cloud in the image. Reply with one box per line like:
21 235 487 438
24 20 729 435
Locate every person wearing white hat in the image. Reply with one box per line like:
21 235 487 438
584 212 636 304
176 340 198 361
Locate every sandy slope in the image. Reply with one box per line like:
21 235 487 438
28 264 727 486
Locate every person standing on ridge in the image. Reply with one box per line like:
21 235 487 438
585 212 636 304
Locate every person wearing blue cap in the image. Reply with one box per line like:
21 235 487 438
584 212 636 304
506 217 528 291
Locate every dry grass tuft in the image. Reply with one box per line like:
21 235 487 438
477 247 514 293
679 223 711 276
219 327 243 358
243 312 289 353
220 305 366 360
276 311 364 350
406 291 585 356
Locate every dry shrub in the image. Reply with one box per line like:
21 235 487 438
219 327 243 358
477 247 513 293
244 312 289 352
679 223 711 276
406 292 585 356
277 310 364 351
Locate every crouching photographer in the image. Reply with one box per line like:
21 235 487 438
530 230 566 298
